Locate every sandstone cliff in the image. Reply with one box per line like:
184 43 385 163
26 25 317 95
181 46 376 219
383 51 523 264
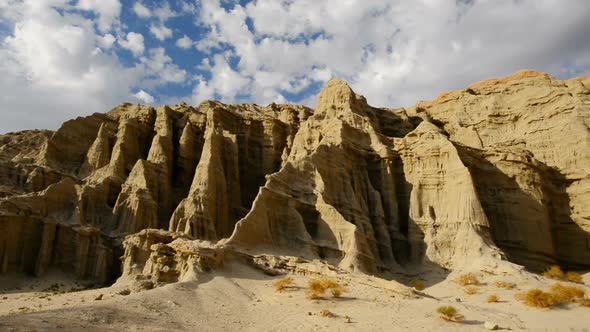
0 70 589 284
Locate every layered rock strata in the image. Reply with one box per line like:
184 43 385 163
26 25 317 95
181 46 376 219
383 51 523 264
0 70 589 284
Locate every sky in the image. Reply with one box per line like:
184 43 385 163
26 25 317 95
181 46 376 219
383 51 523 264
0 0 589 133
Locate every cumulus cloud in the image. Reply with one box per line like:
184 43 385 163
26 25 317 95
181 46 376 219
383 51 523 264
0 1 186 132
131 1 177 22
179 1 197 14
153 2 177 22
189 0 590 107
176 35 193 49
133 89 155 104
0 5 139 131
98 33 116 49
1 0 590 133
119 32 145 56
132 1 151 18
190 54 250 104
140 47 187 86
149 23 173 41
76 0 121 32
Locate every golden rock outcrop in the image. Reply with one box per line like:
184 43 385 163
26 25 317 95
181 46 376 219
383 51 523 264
0 71 589 284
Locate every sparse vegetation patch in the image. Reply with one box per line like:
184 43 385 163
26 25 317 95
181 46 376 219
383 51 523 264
306 278 346 300
517 283 587 309
566 272 583 284
543 266 584 284
494 281 516 289
411 279 425 291
320 309 337 318
307 279 325 300
456 273 480 286
487 294 499 303
548 283 585 303
273 277 295 293
437 306 464 323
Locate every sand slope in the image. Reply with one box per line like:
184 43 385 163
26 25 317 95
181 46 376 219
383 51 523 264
1 262 589 331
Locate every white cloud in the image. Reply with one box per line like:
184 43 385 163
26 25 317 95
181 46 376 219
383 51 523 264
0 1 188 132
0 0 23 23
133 89 155 103
132 1 151 18
118 32 145 56
76 0 121 32
190 77 215 104
153 2 177 22
175 35 193 49
0 1 141 132
149 23 173 41
6 9 99 87
2 0 590 133
190 0 590 108
180 1 197 14
189 54 251 104
98 33 116 49
140 48 187 85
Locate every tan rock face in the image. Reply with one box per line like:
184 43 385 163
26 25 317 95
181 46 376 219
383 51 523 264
121 229 223 285
0 71 589 284
408 70 590 269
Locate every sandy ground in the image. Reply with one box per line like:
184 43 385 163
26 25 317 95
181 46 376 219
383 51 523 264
1 262 589 331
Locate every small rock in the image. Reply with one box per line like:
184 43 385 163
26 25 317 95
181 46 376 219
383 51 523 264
484 322 499 330
131 279 154 293
455 298 462 302
94 294 103 301
118 289 131 296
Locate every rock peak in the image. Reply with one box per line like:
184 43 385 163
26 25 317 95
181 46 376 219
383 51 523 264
316 78 368 118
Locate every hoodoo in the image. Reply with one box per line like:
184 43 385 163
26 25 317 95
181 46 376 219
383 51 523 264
1 71 589 284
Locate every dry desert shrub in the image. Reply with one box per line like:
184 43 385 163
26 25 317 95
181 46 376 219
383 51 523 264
320 279 340 289
320 309 336 318
543 265 565 280
516 284 584 309
566 272 584 284
464 286 479 295
330 286 345 298
273 277 295 293
543 265 585 285
307 278 346 299
518 289 557 308
580 299 590 308
436 306 464 323
456 273 480 286
411 279 425 291
493 281 516 289
307 279 326 300
549 283 585 303
486 294 499 303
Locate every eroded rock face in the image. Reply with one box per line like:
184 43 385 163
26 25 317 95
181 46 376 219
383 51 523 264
226 80 502 272
0 101 311 282
408 70 590 269
121 229 223 285
0 70 589 284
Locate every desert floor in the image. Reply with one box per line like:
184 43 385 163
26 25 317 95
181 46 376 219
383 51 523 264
0 262 588 331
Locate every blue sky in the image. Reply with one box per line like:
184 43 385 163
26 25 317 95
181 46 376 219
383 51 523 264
0 0 589 132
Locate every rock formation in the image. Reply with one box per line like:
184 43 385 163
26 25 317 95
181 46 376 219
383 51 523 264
0 70 589 285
